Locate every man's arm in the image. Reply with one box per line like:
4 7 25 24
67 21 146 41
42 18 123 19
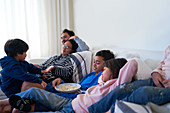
70 36 89 52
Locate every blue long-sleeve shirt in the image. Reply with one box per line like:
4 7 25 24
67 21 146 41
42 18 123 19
79 71 102 91
0 56 43 97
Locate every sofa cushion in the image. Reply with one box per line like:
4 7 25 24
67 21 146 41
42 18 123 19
133 58 152 80
114 100 152 113
114 100 170 113
71 51 92 83
144 58 160 70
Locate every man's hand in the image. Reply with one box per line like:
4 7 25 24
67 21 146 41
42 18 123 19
41 66 55 73
41 81 47 88
152 72 165 87
69 36 77 39
163 80 170 88
52 78 62 88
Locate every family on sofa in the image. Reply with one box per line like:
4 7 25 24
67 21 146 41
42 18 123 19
0 29 169 113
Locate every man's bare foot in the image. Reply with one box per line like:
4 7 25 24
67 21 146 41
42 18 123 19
0 99 12 113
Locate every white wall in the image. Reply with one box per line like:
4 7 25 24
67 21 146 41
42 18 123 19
72 0 170 51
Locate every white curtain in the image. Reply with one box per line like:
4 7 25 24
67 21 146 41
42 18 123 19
0 0 72 59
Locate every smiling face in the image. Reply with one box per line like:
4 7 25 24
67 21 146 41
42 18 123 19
61 32 70 44
101 67 113 82
93 56 105 74
62 41 73 56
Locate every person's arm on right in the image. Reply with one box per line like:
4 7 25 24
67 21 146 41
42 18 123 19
151 61 165 87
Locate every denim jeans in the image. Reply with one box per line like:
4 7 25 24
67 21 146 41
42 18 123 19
17 87 74 112
109 85 170 113
88 78 170 113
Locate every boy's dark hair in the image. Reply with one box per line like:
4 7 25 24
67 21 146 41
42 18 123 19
4 38 29 57
62 29 75 37
95 50 115 61
104 58 127 79
68 39 78 53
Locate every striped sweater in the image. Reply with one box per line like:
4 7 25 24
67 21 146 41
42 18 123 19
40 54 74 83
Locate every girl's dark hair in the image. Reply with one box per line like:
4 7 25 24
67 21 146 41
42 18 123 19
104 58 127 79
62 29 75 37
4 38 29 57
95 50 115 61
68 39 78 53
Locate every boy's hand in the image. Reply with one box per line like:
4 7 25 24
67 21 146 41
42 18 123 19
34 64 40 68
40 75 47 79
41 66 55 73
52 78 62 88
41 81 47 88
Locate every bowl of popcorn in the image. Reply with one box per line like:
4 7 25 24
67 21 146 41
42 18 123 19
55 83 81 93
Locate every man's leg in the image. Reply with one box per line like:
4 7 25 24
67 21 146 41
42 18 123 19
21 81 45 92
88 78 154 113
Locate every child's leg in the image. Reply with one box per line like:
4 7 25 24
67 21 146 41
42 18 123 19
21 81 45 91
16 87 71 111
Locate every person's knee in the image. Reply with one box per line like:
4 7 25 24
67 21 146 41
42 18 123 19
28 87 40 92
136 86 153 94
129 86 153 104
119 83 135 92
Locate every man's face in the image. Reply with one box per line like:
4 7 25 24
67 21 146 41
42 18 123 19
61 32 70 44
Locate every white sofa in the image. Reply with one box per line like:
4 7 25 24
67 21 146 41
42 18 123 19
0 47 170 112
91 46 163 80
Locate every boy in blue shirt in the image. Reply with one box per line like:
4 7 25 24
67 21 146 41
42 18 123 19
78 50 115 90
50 50 115 98
0 39 50 97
